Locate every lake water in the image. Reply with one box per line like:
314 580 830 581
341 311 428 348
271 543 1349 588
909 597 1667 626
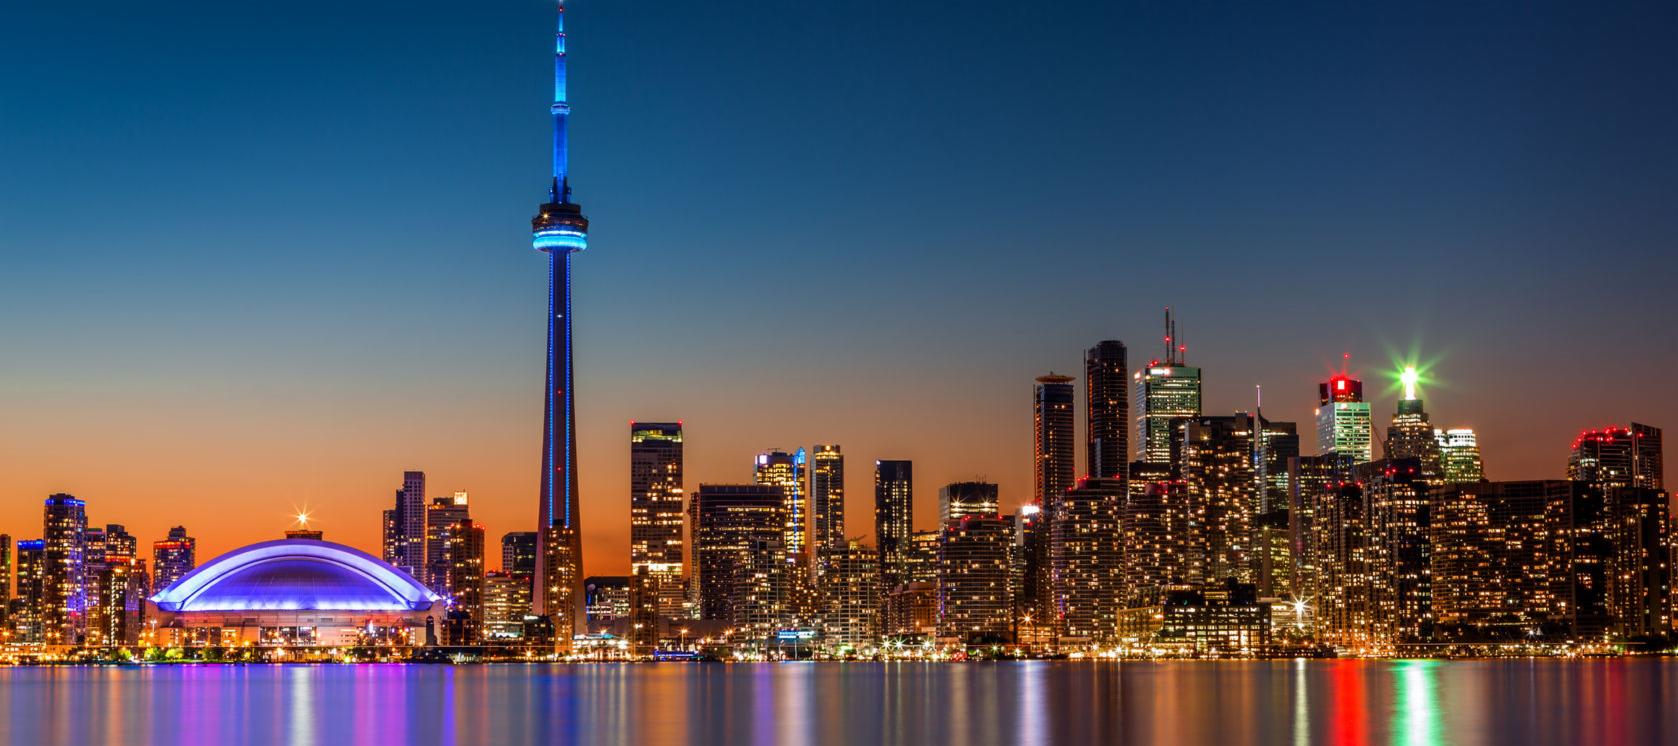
0 660 1672 745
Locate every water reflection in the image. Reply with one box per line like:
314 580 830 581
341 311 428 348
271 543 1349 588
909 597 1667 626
0 660 1672 745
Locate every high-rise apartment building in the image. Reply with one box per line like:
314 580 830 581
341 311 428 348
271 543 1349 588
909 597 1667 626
1052 477 1125 640
502 532 539 575
938 482 1000 524
1086 340 1129 480
152 526 196 591
809 444 846 571
1034 374 1077 509
12 540 45 643
874 460 913 592
630 422 686 620
821 540 880 649
425 491 471 595
691 484 786 634
443 520 487 644
482 570 533 642
383 471 427 580
43 493 88 646
755 449 808 560
938 515 1015 644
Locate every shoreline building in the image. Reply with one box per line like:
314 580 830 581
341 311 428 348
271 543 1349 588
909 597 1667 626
530 0 592 624
1052 477 1125 641
1135 309 1202 465
1569 424 1663 490
938 515 1015 645
939 482 1000 524
148 539 442 648
1086 340 1129 481
1386 367 1443 483
630 422 686 621
43 493 88 647
691 485 787 640
424 492 471 596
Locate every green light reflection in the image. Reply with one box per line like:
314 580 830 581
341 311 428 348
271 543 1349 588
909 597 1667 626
1393 659 1442 746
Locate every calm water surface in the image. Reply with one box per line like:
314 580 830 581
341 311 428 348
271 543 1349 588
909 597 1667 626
0 659 1673 745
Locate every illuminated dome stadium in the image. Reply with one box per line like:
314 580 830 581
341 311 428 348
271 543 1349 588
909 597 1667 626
148 538 443 648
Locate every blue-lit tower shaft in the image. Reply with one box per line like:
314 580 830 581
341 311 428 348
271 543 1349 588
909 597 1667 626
532 0 589 616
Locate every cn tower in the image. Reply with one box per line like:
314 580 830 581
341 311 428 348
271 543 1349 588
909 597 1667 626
531 0 588 620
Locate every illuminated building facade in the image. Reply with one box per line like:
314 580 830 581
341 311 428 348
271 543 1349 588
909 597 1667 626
443 520 486 644
1605 487 1673 638
821 541 880 649
381 471 427 581
1386 368 1443 483
482 570 533 641
1012 506 1053 646
1123 461 1201 607
1430 481 1575 641
1569 423 1663 490
1361 459 1431 644
1178 415 1258 584
502 532 539 576
1052 477 1125 640
630 422 686 619
43 493 88 646
1435 429 1485 484
938 481 999 524
691 484 786 636
531 0 590 623
874 460 913 593
937 515 1014 644
152 526 196 592
754 448 808 560
538 526 579 649
904 530 939 586
583 576 631 628
1312 479 1379 649
1086 340 1130 480
12 540 45 643
810 444 845 573
1316 375 1373 463
1157 579 1270 657
1135 310 1201 464
0 534 9 621
148 539 443 648
1034 374 1077 508
425 492 471 595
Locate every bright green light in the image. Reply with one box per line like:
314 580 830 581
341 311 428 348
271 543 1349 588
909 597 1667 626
1400 366 1420 401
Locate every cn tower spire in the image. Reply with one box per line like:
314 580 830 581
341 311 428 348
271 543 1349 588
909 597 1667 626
531 0 590 637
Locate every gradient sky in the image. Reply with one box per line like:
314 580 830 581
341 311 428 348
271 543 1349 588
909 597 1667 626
2 0 1674 575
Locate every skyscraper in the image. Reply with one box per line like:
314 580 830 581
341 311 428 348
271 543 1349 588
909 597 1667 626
1034 374 1077 509
1086 340 1129 480
531 0 591 621
1135 309 1202 464
0 534 9 612
1569 423 1663 490
12 540 45 644
874 460 913 593
382 471 427 580
821 540 880 649
1435 429 1485 484
938 481 1000 524
755 449 808 560
1317 373 1373 463
690 485 786 635
937 515 1015 644
42 493 88 646
425 491 471 595
630 421 686 620
1052 477 1125 641
152 526 195 591
810 444 846 571
442 520 487 644
502 531 539 575
1385 367 1443 482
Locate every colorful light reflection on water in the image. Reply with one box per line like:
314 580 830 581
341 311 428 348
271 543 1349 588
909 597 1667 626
0 660 1672 745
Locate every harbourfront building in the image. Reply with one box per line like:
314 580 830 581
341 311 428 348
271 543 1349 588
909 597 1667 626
630 422 686 620
1135 310 1201 465
483 570 533 642
821 541 880 650
1052 477 1125 641
442 520 486 644
43 493 88 646
1569 424 1663 490
691 485 786 638
425 492 471 596
937 515 1014 644
381 471 428 582
12 540 46 643
149 538 443 648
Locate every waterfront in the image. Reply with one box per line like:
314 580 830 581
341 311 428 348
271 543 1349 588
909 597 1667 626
0 659 1673 745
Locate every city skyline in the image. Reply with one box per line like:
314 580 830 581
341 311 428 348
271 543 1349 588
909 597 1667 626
3 0 1676 576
